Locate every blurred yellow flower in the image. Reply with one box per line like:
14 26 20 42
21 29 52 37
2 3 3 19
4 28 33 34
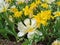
17 1 23 4
10 8 18 13
30 2 37 10
34 14 41 26
54 11 60 17
35 0 41 5
10 5 18 13
2 7 7 12
40 10 51 20
56 2 60 6
41 3 48 9
5 0 12 3
34 10 52 26
34 16 47 26
14 11 22 18
23 6 33 16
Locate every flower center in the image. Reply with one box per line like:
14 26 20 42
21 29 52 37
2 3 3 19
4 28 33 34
28 28 34 32
25 27 34 33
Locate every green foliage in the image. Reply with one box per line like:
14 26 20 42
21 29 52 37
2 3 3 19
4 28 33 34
0 0 60 45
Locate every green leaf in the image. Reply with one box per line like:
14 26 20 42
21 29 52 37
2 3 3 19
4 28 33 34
55 17 60 30
22 39 33 45
22 39 29 45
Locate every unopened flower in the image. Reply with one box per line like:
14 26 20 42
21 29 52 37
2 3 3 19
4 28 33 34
9 15 13 22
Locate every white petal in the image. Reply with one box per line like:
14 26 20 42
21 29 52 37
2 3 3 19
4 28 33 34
35 30 43 36
17 32 25 37
42 0 44 1
0 0 9 12
18 22 27 31
47 0 55 4
24 18 30 26
0 5 3 11
39 32 43 36
31 19 37 28
27 30 43 38
4 3 9 9
49 0 55 2
0 0 4 4
27 31 35 39
0 0 4 12
42 0 55 4
11 5 16 8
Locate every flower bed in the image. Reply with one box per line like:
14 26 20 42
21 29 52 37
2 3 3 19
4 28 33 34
0 0 60 45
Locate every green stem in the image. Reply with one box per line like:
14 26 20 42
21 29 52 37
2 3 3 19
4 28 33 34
57 7 59 11
49 5 52 10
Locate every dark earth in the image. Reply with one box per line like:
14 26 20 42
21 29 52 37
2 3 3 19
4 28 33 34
0 34 56 45
0 38 56 45
0 39 44 45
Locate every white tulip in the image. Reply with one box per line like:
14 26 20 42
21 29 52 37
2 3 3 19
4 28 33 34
17 18 42 39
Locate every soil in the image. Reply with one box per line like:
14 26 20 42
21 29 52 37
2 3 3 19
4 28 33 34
0 39 45 45
0 39 22 45
0 32 45 45
0 34 56 45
